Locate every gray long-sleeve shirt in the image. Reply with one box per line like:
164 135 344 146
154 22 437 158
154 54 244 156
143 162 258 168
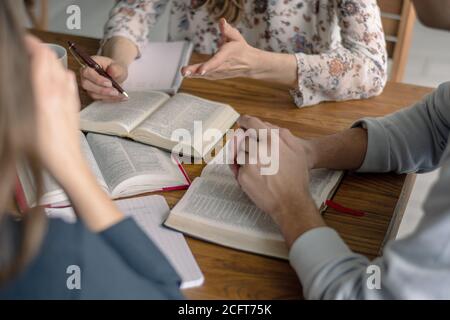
289 82 450 299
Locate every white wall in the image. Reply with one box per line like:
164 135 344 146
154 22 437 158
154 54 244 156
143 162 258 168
43 0 170 40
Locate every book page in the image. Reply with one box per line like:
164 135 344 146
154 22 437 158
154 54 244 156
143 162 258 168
118 196 204 289
204 144 343 208
87 133 181 192
80 131 108 192
173 175 283 238
133 93 225 139
123 42 193 94
45 195 204 289
173 160 342 236
309 169 343 207
17 132 110 207
80 91 169 133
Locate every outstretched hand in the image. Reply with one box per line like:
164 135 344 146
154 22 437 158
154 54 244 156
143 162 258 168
181 18 261 80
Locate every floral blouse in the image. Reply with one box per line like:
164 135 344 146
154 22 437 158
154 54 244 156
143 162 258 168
104 0 387 107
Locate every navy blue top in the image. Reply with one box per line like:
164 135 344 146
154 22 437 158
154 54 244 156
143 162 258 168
0 216 183 299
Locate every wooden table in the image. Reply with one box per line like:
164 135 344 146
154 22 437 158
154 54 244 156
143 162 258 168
31 30 433 299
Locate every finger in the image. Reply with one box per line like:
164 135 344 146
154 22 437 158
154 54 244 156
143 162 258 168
66 71 81 112
241 135 260 164
236 162 260 190
197 50 227 75
181 63 202 77
278 127 294 141
81 67 113 87
229 163 239 179
107 63 128 83
82 78 120 97
219 18 244 42
238 115 271 131
24 34 43 54
218 19 228 46
91 55 115 68
66 70 78 93
88 92 126 102
264 121 279 129
229 128 246 163
239 134 259 155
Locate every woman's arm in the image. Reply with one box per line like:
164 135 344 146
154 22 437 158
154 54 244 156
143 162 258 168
80 0 169 101
102 0 169 58
182 19 299 87
290 0 388 107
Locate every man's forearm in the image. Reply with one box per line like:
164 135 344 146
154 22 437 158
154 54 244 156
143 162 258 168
307 127 368 171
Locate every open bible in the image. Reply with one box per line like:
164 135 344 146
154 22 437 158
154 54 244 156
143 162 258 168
80 91 240 158
165 162 343 259
16 132 190 211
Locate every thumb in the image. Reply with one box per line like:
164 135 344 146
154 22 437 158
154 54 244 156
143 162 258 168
106 62 128 83
219 18 244 42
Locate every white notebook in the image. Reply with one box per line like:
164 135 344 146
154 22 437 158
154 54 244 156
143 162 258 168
123 41 193 95
45 195 204 289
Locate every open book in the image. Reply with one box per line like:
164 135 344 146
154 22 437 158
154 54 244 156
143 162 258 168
123 41 193 94
165 162 343 259
46 195 204 289
16 132 190 210
80 91 240 158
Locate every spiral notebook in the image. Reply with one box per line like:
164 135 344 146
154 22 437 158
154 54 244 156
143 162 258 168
46 195 204 289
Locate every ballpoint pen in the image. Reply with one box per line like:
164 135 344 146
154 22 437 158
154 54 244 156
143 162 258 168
67 41 129 98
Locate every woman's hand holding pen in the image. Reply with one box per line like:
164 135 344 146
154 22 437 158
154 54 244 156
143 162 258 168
80 56 128 102
181 18 298 88
79 36 138 102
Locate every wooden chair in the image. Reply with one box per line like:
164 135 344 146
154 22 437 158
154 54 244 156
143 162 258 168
378 0 416 82
24 0 48 30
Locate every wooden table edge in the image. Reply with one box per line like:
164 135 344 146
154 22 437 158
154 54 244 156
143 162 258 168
381 173 417 251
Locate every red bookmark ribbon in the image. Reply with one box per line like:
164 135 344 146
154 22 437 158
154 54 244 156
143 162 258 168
325 200 366 217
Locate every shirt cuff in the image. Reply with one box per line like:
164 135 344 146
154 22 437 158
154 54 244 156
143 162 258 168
289 53 306 108
352 118 391 172
289 227 352 285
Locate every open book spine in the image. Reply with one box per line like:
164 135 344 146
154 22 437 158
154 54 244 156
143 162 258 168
15 175 29 213
164 156 191 191
15 159 191 213
14 175 69 213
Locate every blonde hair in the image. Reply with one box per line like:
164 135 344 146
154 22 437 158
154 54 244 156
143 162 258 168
201 0 246 24
0 0 46 285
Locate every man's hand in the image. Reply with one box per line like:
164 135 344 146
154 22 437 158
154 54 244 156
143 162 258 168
234 115 325 247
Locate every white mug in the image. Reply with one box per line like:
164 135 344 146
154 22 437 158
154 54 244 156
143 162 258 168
46 43 68 68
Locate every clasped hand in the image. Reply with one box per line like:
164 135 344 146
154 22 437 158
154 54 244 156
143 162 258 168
232 116 325 247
